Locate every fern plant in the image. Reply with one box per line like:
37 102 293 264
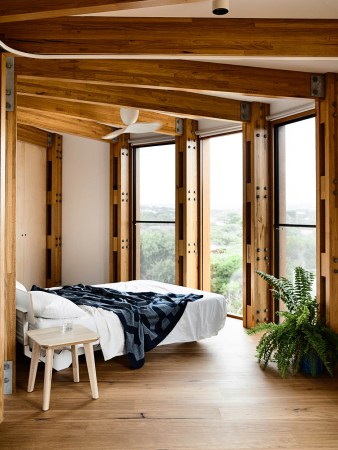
248 267 338 377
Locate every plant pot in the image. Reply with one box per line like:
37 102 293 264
300 355 324 376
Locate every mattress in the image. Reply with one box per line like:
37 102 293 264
19 280 227 370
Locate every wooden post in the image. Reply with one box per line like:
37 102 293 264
109 134 131 282
5 67 16 391
243 103 272 328
175 119 199 288
199 139 210 291
316 74 338 331
46 134 62 287
0 53 7 422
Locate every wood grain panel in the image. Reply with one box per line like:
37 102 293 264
243 103 272 328
15 59 314 99
0 53 6 424
16 142 47 289
5 83 17 390
17 95 177 136
17 109 114 142
2 18 338 57
110 135 131 282
17 79 245 122
17 125 49 148
2 319 338 449
316 74 338 332
46 135 62 288
176 119 199 288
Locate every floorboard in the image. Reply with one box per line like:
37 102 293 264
1 318 338 449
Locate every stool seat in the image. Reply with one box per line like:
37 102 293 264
26 324 100 411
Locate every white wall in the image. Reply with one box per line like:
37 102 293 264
62 135 110 285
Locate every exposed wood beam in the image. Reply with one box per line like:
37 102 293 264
0 1 203 23
17 109 115 141
17 95 177 135
17 124 49 147
15 59 314 99
17 79 246 122
2 18 338 57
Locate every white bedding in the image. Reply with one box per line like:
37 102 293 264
19 280 227 370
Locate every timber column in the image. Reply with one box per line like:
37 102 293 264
5 56 16 392
110 134 131 282
46 134 62 287
0 53 7 422
175 119 199 288
243 103 272 328
316 73 338 331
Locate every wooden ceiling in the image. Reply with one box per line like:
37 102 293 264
1 0 337 141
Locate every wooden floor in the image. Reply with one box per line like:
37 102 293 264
1 318 338 450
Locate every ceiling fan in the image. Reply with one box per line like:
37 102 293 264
102 107 161 140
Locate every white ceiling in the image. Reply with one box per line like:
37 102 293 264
89 0 338 128
93 0 338 19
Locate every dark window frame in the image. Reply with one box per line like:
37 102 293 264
273 114 316 319
132 141 176 280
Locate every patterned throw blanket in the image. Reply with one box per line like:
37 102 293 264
31 284 202 369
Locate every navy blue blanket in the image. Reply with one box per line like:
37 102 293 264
31 284 202 369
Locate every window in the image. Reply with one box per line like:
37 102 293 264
274 116 316 285
202 132 243 316
133 143 176 283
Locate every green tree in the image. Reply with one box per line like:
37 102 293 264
140 225 175 283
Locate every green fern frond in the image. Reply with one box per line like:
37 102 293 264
248 266 338 378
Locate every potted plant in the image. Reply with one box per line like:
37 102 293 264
247 266 338 377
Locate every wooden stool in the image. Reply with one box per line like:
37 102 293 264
26 324 100 411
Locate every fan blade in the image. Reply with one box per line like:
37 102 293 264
102 121 161 139
126 122 161 134
102 127 127 139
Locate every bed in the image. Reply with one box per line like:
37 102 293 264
16 280 227 370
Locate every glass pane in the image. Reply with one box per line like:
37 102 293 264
209 133 243 316
278 226 316 284
277 226 316 313
138 144 175 221
139 223 175 284
278 117 316 225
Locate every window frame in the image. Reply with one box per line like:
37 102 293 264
199 129 244 319
132 141 176 280
273 113 316 317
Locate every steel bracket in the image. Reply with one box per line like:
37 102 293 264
4 361 12 395
176 118 184 135
240 102 251 121
310 74 325 98
5 57 15 112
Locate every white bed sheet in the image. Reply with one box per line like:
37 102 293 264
29 280 227 369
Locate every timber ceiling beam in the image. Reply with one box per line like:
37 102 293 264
17 124 50 147
15 59 314 99
0 1 204 23
17 109 116 141
17 96 177 135
17 78 248 122
2 18 338 57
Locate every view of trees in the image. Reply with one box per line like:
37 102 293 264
210 210 243 316
139 207 175 284
138 206 243 315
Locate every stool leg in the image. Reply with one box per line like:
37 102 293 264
27 342 40 393
42 348 54 411
83 343 99 399
71 345 80 383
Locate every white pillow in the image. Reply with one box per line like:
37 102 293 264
30 290 87 319
16 281 27 292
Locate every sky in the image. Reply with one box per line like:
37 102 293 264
138 134 243 212
138 117 315 215
284 117 316 212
